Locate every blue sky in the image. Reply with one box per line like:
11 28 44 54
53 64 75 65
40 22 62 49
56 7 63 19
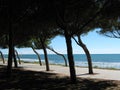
49 30 120 54
1 29 120 54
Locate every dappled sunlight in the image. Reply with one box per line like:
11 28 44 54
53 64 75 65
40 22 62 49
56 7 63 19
0 65 119 90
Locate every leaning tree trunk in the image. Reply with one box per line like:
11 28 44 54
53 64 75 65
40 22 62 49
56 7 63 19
47 47 67 66
40 38 50 71
13 47 18 68
15 50 21 64
77 36 93 74
64 30 76 83
0 51 5 64
31 46 42 66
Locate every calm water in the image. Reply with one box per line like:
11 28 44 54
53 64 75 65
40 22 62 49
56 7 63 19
3 54 120 69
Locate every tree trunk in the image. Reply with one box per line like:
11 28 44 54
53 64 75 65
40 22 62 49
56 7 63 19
47 47 67 66
7 35 13 76
31 46 42 66
64 30 76 83
0 51 5 64
77 36 93 74
40 38 50 71
7 2 13 76
15 50 21 64
13 47 18 68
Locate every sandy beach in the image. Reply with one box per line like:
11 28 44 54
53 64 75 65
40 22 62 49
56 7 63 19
23 63 120 81
1 61 120 81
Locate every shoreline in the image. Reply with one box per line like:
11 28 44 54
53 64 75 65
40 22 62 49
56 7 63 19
1 59 120 70
21 60 120 70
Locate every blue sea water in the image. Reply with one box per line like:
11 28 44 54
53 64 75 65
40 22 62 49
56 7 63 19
3 54 120 69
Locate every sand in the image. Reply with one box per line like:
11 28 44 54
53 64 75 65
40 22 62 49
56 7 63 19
1 61 120 81
18 63 120 81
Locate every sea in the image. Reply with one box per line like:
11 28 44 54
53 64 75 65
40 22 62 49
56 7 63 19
3 54 120 69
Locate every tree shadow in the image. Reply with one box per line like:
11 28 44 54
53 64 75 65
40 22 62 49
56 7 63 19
0 65 119 90
76 73 99 76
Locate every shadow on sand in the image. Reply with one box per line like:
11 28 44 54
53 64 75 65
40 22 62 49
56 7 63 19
0 65 119 90
76 73 99 76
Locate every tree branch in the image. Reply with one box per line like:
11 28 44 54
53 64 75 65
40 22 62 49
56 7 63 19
73 0 110 35
72 36 80 46
47 46 67 66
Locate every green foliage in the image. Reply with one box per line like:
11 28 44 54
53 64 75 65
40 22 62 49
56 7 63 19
95 0 120 38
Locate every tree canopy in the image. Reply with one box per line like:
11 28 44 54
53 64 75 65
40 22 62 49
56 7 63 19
0 0 120 83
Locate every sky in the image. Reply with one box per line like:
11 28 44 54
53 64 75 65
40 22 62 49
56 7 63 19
1 29 120 54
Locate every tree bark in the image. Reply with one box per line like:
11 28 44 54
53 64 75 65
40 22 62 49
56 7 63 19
0 51 5 64
15 50 21 64
47 47 67 66
64 30 76 83
7 34 13 76
40 38 50 71
77 36 93 74
7 1 13 76
13 47 18 68
31 46 42 66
